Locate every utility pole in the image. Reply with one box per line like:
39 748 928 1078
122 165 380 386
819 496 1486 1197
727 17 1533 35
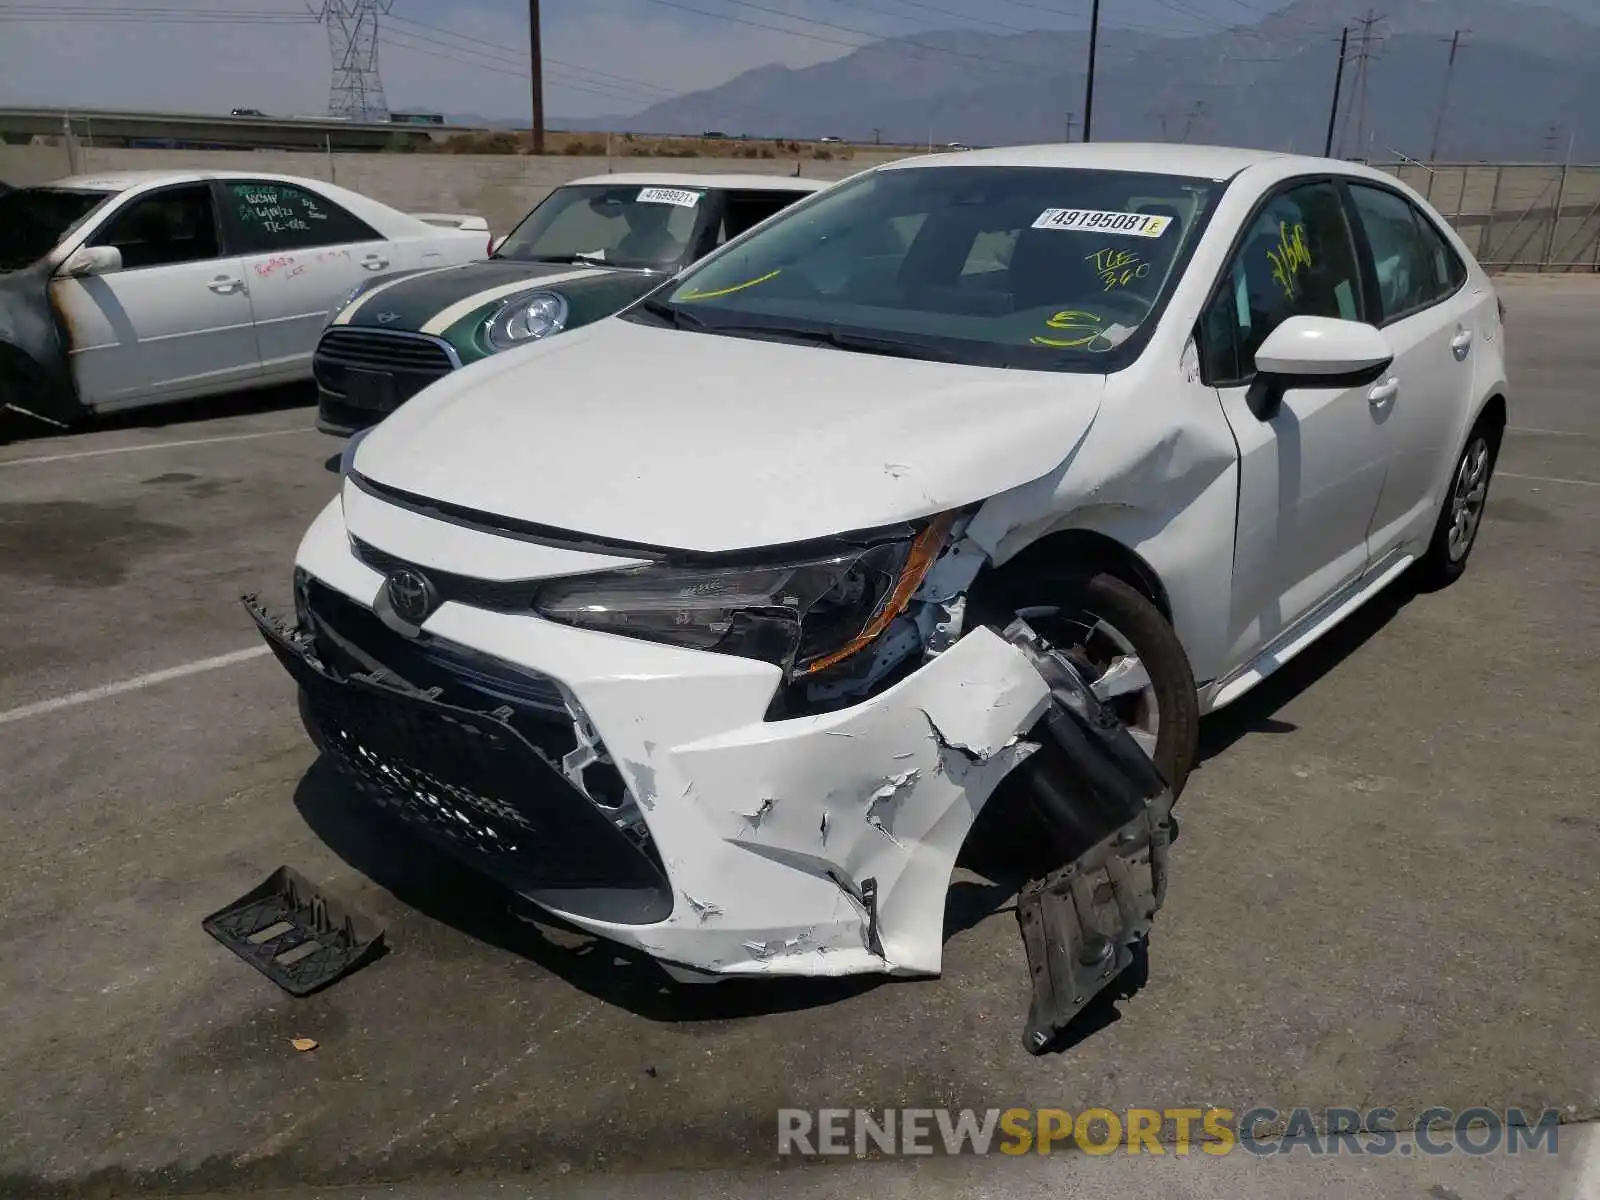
1064 112 1075 143
872 127 882 144
1324 26 1348 158
1082 0 1102 143
528 0 545 154
1428 28 1468 163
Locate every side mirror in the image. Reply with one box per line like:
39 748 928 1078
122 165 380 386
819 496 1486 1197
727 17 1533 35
61 245 122 278
1248 315 1393 420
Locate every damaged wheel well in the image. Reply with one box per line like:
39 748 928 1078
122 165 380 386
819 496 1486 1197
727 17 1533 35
974 529 1172 622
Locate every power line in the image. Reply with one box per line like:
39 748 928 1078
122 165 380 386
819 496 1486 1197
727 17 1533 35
386 13 682 97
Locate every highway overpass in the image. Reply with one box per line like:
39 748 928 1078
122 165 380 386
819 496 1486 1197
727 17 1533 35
0 107 491 152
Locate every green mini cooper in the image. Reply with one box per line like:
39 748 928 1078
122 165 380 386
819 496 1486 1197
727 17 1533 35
312 172 826 435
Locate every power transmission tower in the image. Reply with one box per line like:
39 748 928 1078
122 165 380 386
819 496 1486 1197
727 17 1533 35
1428 28 1469 162
1147 110 1171 142
1339 10 1383 162
1180 100 1208 143
311 0 394 122
1064 112 1075 143
1542 123 1561 162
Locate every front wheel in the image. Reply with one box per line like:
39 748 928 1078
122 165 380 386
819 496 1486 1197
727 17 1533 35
973 569 1200 798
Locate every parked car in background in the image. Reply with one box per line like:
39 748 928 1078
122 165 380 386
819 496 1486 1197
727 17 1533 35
253 143 1506 1006
0 170 488 425
312 173 826 435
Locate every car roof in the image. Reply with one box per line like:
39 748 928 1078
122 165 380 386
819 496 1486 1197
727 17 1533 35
45 168 342 193
877 141 1301 182
562 172 830 193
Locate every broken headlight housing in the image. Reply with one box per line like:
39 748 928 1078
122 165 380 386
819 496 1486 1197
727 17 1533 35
532 515 953 679
483 290 569 353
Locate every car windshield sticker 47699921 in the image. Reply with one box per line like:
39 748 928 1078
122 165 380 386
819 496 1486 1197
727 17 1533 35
636 187 702 208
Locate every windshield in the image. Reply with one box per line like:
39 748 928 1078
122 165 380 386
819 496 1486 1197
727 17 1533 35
0 186 115 271
493 183 709 271
637 165 1220 371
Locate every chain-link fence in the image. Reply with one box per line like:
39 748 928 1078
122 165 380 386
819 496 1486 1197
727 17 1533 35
1378 162 1600 273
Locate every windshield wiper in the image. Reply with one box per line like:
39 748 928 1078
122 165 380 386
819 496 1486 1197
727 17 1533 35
526 252 611 265
633 298 708 331
697 322 955 362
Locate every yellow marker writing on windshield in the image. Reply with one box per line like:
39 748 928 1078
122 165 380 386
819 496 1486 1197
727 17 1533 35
1030 309 1102 348
1087 247 1150 291
678 269 781 301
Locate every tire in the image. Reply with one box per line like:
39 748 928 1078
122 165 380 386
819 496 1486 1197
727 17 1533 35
971 567 1200 799
1414 416 1500 590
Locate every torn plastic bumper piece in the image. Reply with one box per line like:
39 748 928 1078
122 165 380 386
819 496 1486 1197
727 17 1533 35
241 594 675 927
1001 618 1176 1055
202 865 386 996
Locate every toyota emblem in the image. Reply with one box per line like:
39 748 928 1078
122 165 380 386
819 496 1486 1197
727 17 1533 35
385 566 435 625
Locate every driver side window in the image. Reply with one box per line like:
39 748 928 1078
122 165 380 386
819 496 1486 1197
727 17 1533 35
1199 180 1366 387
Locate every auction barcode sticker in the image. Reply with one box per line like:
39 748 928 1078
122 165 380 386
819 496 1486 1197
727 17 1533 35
637 187 702 207
1032 208 1171 237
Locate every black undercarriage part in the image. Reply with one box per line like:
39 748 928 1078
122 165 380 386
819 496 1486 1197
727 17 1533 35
1001 617 1176 1055
202 865 386 996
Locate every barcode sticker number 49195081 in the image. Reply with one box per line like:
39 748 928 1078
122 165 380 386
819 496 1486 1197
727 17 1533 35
1032 208 1172 238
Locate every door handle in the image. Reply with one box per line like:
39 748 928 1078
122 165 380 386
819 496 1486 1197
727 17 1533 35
1450 328 1473 358
208 277 245 294
1368 377 1399 406
361 256 390 271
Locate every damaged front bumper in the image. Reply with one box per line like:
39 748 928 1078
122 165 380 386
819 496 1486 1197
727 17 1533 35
249 520 1174 1052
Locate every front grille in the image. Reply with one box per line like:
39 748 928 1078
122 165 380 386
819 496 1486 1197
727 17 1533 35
253 589 673 924
317 328 456 373
352 538 543 614
313 329 458 419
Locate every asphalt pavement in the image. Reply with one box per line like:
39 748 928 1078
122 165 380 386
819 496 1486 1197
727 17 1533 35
1 277 1596 1199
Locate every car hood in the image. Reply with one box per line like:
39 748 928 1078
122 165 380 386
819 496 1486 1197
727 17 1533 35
338 258 651 331
351 319 1106 553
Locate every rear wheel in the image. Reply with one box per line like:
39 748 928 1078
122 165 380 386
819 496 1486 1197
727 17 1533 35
973 568 1199 798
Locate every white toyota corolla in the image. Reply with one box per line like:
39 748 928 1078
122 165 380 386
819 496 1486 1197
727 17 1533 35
248 143 1506 1045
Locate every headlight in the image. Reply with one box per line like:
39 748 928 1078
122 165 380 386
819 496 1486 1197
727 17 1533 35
532 515 953 678
483 290 569 353
327 282 369 325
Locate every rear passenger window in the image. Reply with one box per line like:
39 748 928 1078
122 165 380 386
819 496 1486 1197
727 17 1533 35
1346 183 1465 322
223 180 381 254
1199 180 1366 386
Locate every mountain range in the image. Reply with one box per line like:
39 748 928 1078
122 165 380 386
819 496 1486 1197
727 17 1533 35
544 0 1599 162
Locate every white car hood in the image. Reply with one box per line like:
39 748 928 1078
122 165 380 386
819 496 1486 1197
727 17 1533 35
352 318 1106 553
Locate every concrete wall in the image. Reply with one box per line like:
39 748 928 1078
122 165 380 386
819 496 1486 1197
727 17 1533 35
5 144 1596 270
0 144 909 235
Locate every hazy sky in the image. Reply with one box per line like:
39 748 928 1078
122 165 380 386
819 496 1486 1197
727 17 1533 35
0 0 1326 120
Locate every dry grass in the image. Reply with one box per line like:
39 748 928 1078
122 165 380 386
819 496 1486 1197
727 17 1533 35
427 129 863 160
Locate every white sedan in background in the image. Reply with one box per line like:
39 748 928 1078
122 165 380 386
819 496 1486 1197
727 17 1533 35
0 170 489 426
